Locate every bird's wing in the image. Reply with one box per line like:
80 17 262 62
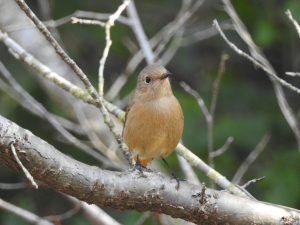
122 100 135 136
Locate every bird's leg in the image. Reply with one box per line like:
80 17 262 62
162 158 186 188
134 154 147 172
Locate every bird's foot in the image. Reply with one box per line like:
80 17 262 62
134 160 147 172
170 172 187 189
133 155 152 172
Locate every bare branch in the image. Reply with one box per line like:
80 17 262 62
181 51 228 188
286 10 300 39
0 182 28 190
213 19 300 95
0 198 54 225
0 60 118 168
232 133 271 184
105 0 204 102
210 53 229 117
43 11 131 28
153 0 204 63
242 177 265 189
65 195 121 225
221 0 300 150
0 31 125 122
177 148 201 186
159 29 184 66
286 72 300 77
207 52 229 180
98 0 131 99
126 1 154 64
180 81 210 121
10 1 134 166
71 17 105 26
10 142 38 189
210 136 234 158
42 203 81 222
180 21 234 46
175 143 249 198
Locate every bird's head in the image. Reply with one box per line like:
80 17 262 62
135 65 173 102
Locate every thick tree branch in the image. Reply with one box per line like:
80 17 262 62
1 115 300 224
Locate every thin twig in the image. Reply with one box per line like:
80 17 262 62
65 195 121 225
71 17 105 26
242 177 265 189
105 0 204 101
175 143 250 198
0 60 119 169
0 67 88 137
180 21 234 46
286 10 300 39
286 72 300 77
43 10 131 28
98 0 131 99
126 1 154 64
199 182 206 204
42 203 81 222
180 81 210 120
221 0 300 151
234 185 257 200
180 80 213 188
0 182 28 190
207 52 229 177
180 52 229 189
232 133 271 184
233 177 266 200
10 142 38 189
210 53 229 116
0 198 54 225
152 0 204 63
72 101 124 165
213 19 300 95
13 0 134 166
159 29 184 66
0 32 125 121
210 136 234 158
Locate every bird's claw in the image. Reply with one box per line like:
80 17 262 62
170 172 186 189
134 160 147 172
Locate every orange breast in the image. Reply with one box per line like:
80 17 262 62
123 96 183 162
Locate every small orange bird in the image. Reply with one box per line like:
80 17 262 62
122 65 184 187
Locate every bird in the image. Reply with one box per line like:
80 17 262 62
122 65 184 188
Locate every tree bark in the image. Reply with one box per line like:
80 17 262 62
1 114 299 225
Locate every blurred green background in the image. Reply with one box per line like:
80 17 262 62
0 0 300 224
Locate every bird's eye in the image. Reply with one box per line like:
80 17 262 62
145 77 151 83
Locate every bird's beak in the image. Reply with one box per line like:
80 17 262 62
161 72 172 80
